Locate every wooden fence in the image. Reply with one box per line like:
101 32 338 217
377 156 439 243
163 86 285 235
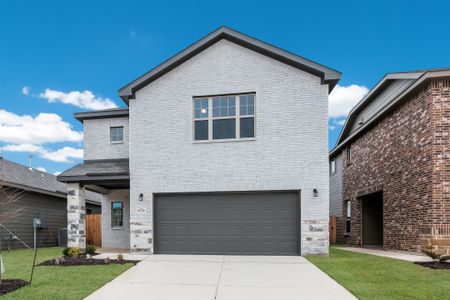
86 214 101 247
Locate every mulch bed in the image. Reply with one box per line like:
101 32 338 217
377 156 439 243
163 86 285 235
38 257 140 267
414 261 450 269
0 279 28 296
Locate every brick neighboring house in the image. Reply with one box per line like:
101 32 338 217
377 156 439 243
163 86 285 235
329 68 450 254
57 26 341 256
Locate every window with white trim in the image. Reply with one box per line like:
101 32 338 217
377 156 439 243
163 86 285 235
330 159 336 175
193 94 255 141
110 126 124 143
345 200 351 234
346 146 352 165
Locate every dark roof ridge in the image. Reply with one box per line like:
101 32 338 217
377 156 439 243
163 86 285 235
118 26 341 103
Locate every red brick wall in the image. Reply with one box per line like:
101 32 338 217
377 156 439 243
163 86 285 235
341 81 443 252
430 80 450 226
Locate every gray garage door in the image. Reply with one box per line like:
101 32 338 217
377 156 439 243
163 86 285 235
154 192 300 255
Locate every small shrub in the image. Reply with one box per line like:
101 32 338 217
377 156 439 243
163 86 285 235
68 247 81 258
62 247 70 256
85 245 96 255
117 254 124 262
104 257 111 265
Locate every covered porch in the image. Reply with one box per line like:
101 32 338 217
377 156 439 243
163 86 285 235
57 159 130 250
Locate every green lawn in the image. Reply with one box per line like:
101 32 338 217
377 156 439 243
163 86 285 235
0 247 133 300
307 247 450 300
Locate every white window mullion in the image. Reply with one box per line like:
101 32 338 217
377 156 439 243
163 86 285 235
208 97 212 141
236 95 240 139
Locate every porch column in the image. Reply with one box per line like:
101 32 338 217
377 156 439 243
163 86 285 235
67 183 86 250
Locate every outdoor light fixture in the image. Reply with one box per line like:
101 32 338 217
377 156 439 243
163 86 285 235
139 193 144 201
313 189 319 197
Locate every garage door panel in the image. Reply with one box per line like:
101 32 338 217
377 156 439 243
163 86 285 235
158 211 294 223
157 239 298 255
155 192 300 255
157 223 298 236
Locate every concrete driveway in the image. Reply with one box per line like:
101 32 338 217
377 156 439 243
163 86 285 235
86 255 356 300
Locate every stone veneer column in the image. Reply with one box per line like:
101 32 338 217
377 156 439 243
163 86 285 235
67 183 86 250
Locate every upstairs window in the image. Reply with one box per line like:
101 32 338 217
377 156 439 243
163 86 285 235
346 146 352 165
213 96 236 139
193 94 255 141
110 126 124 143
111 201 123 228
194 98 209 140
330 159 336 175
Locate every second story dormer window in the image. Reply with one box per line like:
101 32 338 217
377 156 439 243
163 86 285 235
194 93 255 141
110 126 124 143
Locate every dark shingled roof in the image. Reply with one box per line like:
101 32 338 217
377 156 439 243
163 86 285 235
57 159 129 181
74 107 129 123
0 158 102 204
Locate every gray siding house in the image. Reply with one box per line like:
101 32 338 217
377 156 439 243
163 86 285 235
58 26 341 255
0 158 101 250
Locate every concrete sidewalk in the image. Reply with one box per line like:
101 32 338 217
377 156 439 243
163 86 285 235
336 247 433 262
85 255 356 300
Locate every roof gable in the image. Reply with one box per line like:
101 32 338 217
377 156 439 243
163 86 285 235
118 26 341 103
330 68 450 158
335 75 420 145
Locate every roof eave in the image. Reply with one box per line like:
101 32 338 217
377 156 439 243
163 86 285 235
333 71 426 146
330 70 450 159
74 108 129 122
1 180 100 204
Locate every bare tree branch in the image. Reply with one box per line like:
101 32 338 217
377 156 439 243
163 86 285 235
0 180 25 224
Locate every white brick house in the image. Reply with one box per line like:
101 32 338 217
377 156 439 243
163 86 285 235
58 26 340 256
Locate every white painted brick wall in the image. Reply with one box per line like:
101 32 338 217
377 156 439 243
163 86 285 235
101 189 130 249
83 117 129 160
127 40 329 255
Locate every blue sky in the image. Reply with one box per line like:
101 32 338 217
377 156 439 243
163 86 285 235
1 0 450 174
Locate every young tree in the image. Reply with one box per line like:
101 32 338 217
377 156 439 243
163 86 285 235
0 179 25 284
0 180 25 225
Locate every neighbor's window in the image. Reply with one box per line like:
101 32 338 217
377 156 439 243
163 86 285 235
330 159 336 174
345 200 351 234
346 146 352 165
111 201 123 227
110 126 124 143
193 94 255 141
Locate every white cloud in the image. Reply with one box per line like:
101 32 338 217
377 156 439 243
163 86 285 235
36 166 47 172
1 143 42 153
40 146 83 163
0 109 82 145
22 86 30 95
329 125 336 130
39 89 118 110
1 144 83 163
329 84 369 118
53 171 62 176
